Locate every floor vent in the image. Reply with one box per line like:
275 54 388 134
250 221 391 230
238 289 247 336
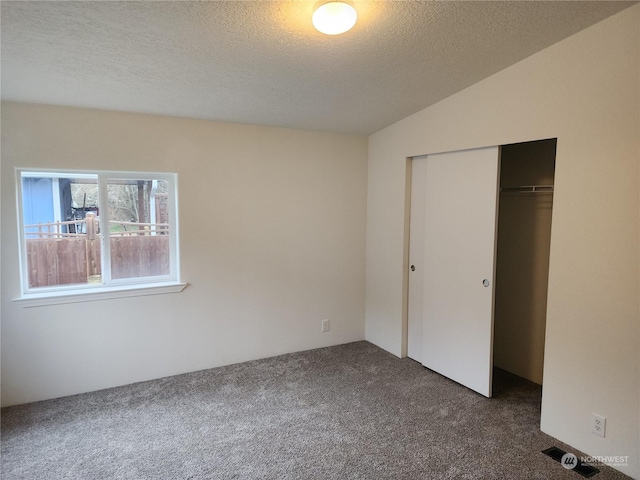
542 447 600 478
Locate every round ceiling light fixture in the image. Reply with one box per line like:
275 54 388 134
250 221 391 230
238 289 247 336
312 1 357 35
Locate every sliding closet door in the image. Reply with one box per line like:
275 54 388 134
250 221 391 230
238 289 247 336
407 156 428 362
422 147 500 397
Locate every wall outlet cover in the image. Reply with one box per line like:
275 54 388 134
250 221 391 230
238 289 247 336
591 413 606 438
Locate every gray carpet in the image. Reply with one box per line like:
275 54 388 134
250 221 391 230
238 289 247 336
1 341 631 479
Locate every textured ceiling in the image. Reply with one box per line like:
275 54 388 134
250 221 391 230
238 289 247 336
1 1 635 135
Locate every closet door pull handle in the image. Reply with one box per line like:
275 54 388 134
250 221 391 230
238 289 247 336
410 265 416 272
482 279 490 287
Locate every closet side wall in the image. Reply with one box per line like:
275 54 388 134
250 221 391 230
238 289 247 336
494 140 556 384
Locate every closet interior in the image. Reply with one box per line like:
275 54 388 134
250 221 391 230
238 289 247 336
493 138 557 387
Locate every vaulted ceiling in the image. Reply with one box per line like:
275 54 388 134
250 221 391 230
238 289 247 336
1 1 635 135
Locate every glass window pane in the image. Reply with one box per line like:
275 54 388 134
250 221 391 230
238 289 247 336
21 173 101 288
107 179 170 280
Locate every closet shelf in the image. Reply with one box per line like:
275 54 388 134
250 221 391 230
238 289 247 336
500 185 554 194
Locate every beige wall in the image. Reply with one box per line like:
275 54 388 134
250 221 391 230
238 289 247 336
1 103 368 406
366 5 639 478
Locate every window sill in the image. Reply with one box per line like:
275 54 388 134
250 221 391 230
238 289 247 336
14 282 187 307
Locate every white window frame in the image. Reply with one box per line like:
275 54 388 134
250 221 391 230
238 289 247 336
14 168 185 307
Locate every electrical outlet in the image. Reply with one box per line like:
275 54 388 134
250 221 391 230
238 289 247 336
591 413 606 438
321 319 330 332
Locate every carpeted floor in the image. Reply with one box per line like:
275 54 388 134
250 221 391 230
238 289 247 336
1 341 631 479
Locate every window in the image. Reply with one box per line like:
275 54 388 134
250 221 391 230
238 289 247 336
16 169 184 305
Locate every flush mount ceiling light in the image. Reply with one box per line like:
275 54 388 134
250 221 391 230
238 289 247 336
312 1 357 35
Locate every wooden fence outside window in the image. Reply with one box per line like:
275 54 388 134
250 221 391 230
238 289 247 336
24 212 170 288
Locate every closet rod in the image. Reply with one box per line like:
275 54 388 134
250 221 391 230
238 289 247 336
500 185 554 194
